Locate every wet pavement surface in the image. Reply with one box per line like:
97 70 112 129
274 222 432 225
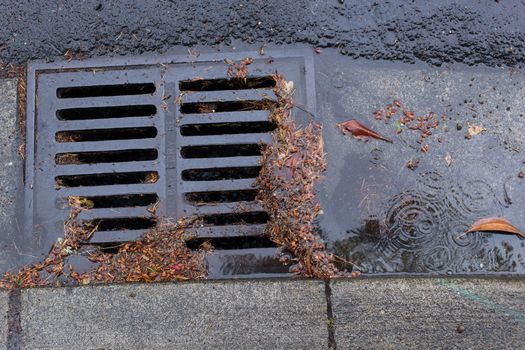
315 50 525 274
1 46 525 278
0 1 524 279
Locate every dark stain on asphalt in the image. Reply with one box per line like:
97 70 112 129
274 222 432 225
0 0 524 67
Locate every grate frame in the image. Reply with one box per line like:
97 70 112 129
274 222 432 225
24 49 316 278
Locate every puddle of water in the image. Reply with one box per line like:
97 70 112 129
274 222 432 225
316 53 525 275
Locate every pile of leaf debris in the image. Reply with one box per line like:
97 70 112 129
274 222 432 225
0 61 354 289
0 197 210 289
256 74 356 278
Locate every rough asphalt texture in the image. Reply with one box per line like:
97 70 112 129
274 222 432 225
0 0 524 67
0 278 518 349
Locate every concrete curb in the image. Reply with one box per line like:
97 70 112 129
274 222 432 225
332 277 525 349
0 277 522 349
19 280 328 350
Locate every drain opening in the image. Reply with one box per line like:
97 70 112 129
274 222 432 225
201 212 268 226
56 105 157 120
179 76 276 92
96 243 126 254
57 83 156 98
182 166 261 181
187 236 276 250
180 100 275 114
181 144 263 158
55 171 158 187
57 193 159 209
56 127 158 143
180 121 276 136
85 217 157 231
55 149 158 165
185 189 258 204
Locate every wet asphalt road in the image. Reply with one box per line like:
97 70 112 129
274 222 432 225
0 0 524 67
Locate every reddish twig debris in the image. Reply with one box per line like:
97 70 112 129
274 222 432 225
374 100 446 153
0 197 210 289
75 218 211 284
225 57 254 80
256 74 358 278
337 119 392 143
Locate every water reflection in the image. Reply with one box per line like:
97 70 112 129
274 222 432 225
206 248 289 278
332 172 525 274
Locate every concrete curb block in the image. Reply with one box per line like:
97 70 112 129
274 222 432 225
0 291 7 349
20 280 328 350
331 277 525 349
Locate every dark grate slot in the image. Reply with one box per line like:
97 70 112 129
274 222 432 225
96 243 125 254
86 217 157 231
55 171 158 187
55 149 158 165
187 236 276 250
185 189 258 204
182 166 261 181
57 193 159 209
201 211 268 226
56 105 157 120
181 144 263 158
57 83 156 98
56 127 158 143
180 100 275 114
179 76 276 92
180 121 276 136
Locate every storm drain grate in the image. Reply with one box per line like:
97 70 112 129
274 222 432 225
29 68 165 245
25 52 314 278
175 75 276 240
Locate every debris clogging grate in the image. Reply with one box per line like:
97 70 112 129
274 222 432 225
23 52 316 278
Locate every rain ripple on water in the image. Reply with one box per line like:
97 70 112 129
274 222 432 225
332 172 525 274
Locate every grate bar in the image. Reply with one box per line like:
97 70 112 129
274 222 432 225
178 156 260 170
89 229 146 243
181 89 275 104
178 110 271 126
55 117 158 131
192 224 267 238
58 184 160 197
55 161 159 176
79 207 155 220
179 133 271 147
55 95 157 109
181 201 263 216
54 139 160 153
180 179 256 192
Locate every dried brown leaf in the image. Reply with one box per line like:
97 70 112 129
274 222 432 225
465 217 525 239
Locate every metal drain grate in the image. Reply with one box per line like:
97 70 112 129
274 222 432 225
175 76 276 239
25 52 315 278
29 68 166 246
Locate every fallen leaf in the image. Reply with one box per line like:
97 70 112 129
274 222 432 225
467 123 486 137
337 119 392 143
465 217 525 239
445 153 452 167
